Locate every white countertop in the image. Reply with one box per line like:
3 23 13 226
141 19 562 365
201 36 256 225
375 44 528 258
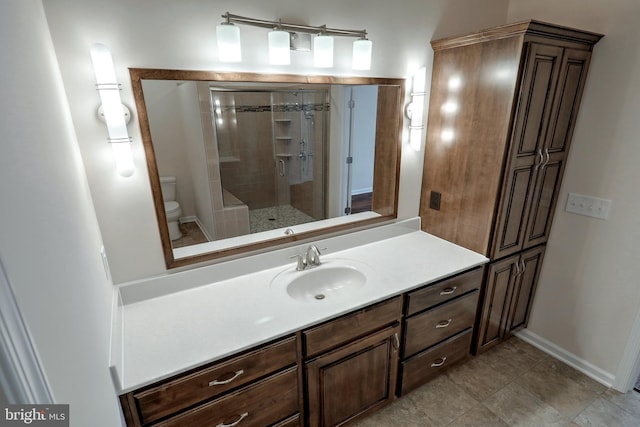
116 222 488 393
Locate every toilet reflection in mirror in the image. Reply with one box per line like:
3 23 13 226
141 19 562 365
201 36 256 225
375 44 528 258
159 176 182 241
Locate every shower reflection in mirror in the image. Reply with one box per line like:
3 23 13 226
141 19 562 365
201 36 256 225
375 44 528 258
143 80 378 248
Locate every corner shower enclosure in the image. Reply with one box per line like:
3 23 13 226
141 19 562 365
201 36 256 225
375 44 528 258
212 88 328 234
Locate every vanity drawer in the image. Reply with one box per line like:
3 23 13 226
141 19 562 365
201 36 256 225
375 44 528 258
403 290 478 357
133 336 297 425
406 267 482 316
273 413 301 427
399 328 472 395
156 367 299 427
303 296 402 358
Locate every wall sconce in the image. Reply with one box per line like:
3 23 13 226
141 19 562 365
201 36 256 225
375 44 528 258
216 12 372 70
406 67 427 151
90 43 135 177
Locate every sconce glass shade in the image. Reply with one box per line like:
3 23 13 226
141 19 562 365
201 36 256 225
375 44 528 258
313 35 334 68
90 43 135 177
216 23 242 62
352 38 372 70
408 67 427 151
268 29 291 65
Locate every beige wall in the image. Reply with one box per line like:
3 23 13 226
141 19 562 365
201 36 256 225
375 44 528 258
508 0 640 384
41 0 509 283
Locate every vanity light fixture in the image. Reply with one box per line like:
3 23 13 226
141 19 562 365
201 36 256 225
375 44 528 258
406 67 427 151
217 12 372 70
268 22 291 65
313 29 334 68
216 15 242 62
90 43 135 177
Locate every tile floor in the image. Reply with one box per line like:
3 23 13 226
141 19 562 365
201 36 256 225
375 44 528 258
355 337 640 426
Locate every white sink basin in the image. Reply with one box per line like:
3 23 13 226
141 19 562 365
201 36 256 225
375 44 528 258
271 259 376 302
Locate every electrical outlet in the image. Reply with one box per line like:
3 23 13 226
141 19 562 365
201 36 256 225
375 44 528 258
430 191 441 210
565 192 612 220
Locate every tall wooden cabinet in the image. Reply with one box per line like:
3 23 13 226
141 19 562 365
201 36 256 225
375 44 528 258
419 21 602 353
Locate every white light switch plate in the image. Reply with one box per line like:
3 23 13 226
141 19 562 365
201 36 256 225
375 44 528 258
565 192 612 220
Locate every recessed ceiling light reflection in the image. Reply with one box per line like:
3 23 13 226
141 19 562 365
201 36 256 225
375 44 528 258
441 101 459 114
441 129 455 143
448 76 462 91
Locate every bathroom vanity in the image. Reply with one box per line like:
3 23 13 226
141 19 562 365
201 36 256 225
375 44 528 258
114 219 487 426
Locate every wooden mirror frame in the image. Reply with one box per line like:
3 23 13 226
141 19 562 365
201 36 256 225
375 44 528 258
130 69 404 269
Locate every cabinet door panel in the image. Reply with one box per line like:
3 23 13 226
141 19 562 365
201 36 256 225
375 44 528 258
511 44 563 157
525 155 563 248
492 160 536 259
306 324 399 427
547 49 591 153
507 246 546 333
476 256 517 353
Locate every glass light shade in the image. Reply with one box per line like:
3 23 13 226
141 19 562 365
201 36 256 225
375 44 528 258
216 23 242 62
409 127 423 151
111 141 135 177
413 67 427 93
90 43 135 177
313 35 334 68
352 38 372 70
268 30 291 65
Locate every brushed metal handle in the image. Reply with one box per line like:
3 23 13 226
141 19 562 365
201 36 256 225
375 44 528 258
431 357 447 367
534 148 544 170
435 319 453 328
542 148 550 168
440 286 457 295
217 412 249 427
520 260 526 275
209 369 244 386
514 261 521 277
393 332 400 350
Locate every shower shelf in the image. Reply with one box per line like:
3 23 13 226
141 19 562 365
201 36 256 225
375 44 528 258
276 153 292 158
275 137 292 140
274 119 292 123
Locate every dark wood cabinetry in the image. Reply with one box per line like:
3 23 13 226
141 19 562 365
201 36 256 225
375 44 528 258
419 21 601 353
119 336 300 426
399 268 482 395
302 297 401 427
476 246 545 352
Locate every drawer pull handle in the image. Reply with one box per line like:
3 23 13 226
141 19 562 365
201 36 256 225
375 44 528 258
431 357 447 368
435 319 453 328
393 332 400 350
440 286 457 295
209 369 244 386
217 412 249 427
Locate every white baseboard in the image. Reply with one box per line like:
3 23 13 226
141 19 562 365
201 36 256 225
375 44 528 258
516 329 615 389
180 216 213 242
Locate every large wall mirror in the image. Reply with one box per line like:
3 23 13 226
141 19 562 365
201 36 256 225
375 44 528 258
130 69 404 269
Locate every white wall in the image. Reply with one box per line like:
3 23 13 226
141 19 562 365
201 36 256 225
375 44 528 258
0 0 122 425
41 0 509 283
508 0 640 384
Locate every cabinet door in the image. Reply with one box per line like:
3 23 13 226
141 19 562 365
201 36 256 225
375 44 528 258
507 246 546 334
492 44 564 260
475 256 518 354
305 324 400 427
523 49 592 249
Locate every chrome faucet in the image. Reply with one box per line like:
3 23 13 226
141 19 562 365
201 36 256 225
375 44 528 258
305 245 322 267
290 244 324 271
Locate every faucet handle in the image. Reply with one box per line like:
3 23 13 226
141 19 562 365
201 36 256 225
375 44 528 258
289 254 307 271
